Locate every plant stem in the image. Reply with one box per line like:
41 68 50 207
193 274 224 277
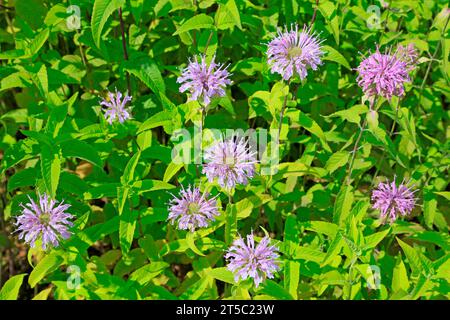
118 7 131 95
346 97 376 185
204 31 214 55
277 80 291 144
371 103 400 187
310 0 320 25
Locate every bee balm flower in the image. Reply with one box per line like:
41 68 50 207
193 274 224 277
100 89 132 124
168 185 220 231
202 136 257 189
356 46 413 100
177 55 232 106
225 232 280 287
14 193 74 250
371 179 417 223
267 24 324 81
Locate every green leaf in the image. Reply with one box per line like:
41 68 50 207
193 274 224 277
29 253 64 288
397 238 423 277
333 185 354 226
284 260 300 299
321 231 344 266
186 232 205 256
209 267 235 284
91 0 125 47
27 28 50 57
215 0 241 30
297 112 331 152
129 262 169 286
133 179 175 194
61 140 103 168
327 104 368 124
0 273 27 300
318 1 339 44
423 189 437 228
363 228 390 250
259 280 293 300
119 203 137 255
40 144 61 198
392 256 410 293
322 45 350 70
124 57 165 95
137 111 173 134
173 14 215 35
32 287 53 300
121 151 141 185
180 276 211 299
325 151 349 173
7 168 37 191
163 163 183 183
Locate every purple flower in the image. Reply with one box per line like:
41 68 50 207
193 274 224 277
14 193 74 250
168 185 220 231
225 232 280 287
356 46 413 100
177 55 232 106
371 179 417 223
203 135 257 189
100 89 132 124
267 24 324 81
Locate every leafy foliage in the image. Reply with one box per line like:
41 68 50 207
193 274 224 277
0 0 449 300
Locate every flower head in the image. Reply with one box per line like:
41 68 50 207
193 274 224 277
225 232 280 287
100 89 132 124
168 185 220 231
371 178 417 223
14 193 74 250
177 55 232 106
203 135 257 189
267 24 324 81
356 46 413 100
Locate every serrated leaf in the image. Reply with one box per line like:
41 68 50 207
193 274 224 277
333 185 354 226
61 140 102 168
0 273 27 300
129 262 169 286
325 151 349 173
119 203 137 255
29 253 64 288
215 0 241 30
40 144 61 198
124 57 165 95
91 0 125 47
392 256 410 293
137 111 173 134
322 45 350 70
163 163 183 183
284 260 300 299
173 14 214 35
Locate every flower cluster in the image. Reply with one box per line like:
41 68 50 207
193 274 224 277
267 24 324 81
177 55 232 106
371 179 417 223
225 231 280 287
356 46 415 100
203 135 257 190
14 193 73 250
100 89 132 124
168 185 220 232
